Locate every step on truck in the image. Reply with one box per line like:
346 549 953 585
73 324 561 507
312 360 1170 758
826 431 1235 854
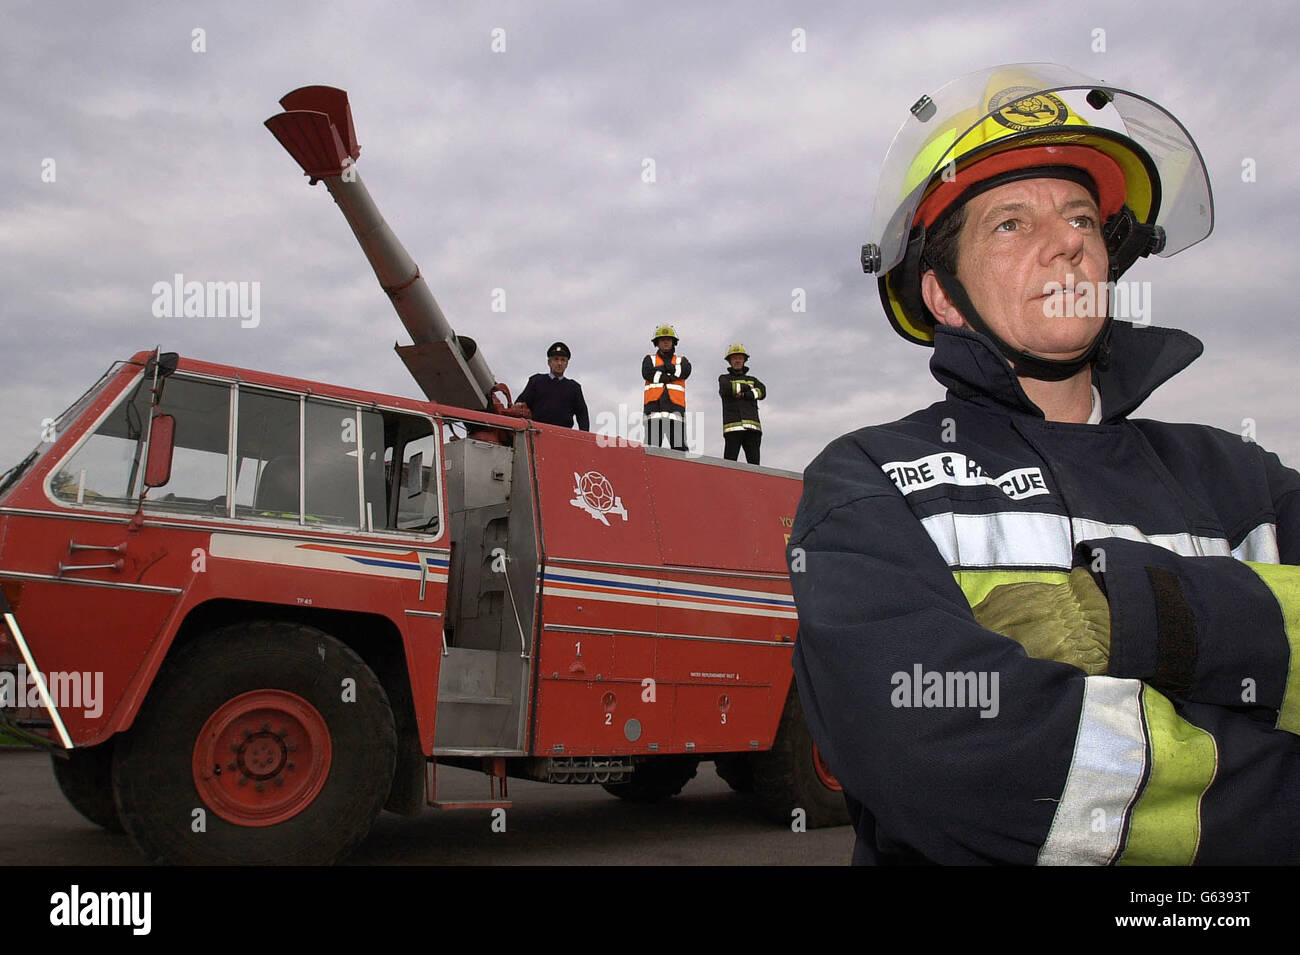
0 86 846 864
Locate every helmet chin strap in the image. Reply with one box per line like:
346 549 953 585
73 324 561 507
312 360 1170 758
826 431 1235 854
927 259 1112 381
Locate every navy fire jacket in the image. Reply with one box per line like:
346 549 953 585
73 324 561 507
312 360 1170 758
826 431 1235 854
790 321 1300 864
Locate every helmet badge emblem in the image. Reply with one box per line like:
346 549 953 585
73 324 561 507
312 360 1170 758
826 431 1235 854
988 88 1070 131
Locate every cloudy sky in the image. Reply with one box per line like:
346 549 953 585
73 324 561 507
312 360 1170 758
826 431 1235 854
3 0 1297 475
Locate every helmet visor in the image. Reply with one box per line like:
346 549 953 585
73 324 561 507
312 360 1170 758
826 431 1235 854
866 63 1213 275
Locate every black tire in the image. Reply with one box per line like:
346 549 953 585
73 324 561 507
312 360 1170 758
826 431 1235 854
111 621 396 864
51 741 124 833
713 753 755 794
751 690 850 828
602 755 699 802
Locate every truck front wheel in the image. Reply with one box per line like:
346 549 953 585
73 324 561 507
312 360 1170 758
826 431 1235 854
51 741 123 832
112 621 396 864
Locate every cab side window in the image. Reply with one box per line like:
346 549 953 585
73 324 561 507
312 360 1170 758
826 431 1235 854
392 429 440 533
236 390 300 519
303 401 364 526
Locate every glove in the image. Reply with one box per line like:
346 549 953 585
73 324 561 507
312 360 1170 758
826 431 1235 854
971 567 1111 674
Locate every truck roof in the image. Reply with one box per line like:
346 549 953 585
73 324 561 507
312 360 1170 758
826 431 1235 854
129 349 804 477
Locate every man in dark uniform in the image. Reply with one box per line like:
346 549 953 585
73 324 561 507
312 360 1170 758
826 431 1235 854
718 343 765 464
514 342 589 430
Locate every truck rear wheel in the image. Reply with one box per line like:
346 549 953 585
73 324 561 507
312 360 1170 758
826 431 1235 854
602 755 699 802
713 754 755 794
50 741 124 832
751 690 849 828
111 621 396 864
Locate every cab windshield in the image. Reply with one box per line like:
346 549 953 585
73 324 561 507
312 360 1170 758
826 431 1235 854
0 361 126 500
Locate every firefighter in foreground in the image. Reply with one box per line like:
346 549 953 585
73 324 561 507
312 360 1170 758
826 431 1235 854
642 325 691 451
718 343 766 464
789 63 1300 864
513 341 590 430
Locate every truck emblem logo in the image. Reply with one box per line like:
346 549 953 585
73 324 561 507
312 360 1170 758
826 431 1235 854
570 471 628 526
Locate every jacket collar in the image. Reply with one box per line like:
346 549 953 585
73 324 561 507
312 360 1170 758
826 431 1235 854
929 321 1204 423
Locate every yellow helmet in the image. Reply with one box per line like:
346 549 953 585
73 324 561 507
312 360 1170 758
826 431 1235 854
651 324 679 345
725 343 749 360
863 63 1213 350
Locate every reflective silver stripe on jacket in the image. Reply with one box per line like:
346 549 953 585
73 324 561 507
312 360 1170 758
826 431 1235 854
918 511 1279 569
1037 677 1147 865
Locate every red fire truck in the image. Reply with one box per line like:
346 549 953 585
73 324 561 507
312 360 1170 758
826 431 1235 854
0 87 844 864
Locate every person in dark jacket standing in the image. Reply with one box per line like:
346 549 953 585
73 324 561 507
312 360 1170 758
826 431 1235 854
641 325 690 451
514 342 589 430
791 63 1300 865
718 343 765 464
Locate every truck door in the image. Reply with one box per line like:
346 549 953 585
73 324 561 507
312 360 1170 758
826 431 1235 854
432 419 538 756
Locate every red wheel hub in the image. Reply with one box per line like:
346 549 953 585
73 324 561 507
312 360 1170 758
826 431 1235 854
812 742 843 792
192 690 332 827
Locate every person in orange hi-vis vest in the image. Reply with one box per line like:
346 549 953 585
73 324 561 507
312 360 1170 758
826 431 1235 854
641 324 691 451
